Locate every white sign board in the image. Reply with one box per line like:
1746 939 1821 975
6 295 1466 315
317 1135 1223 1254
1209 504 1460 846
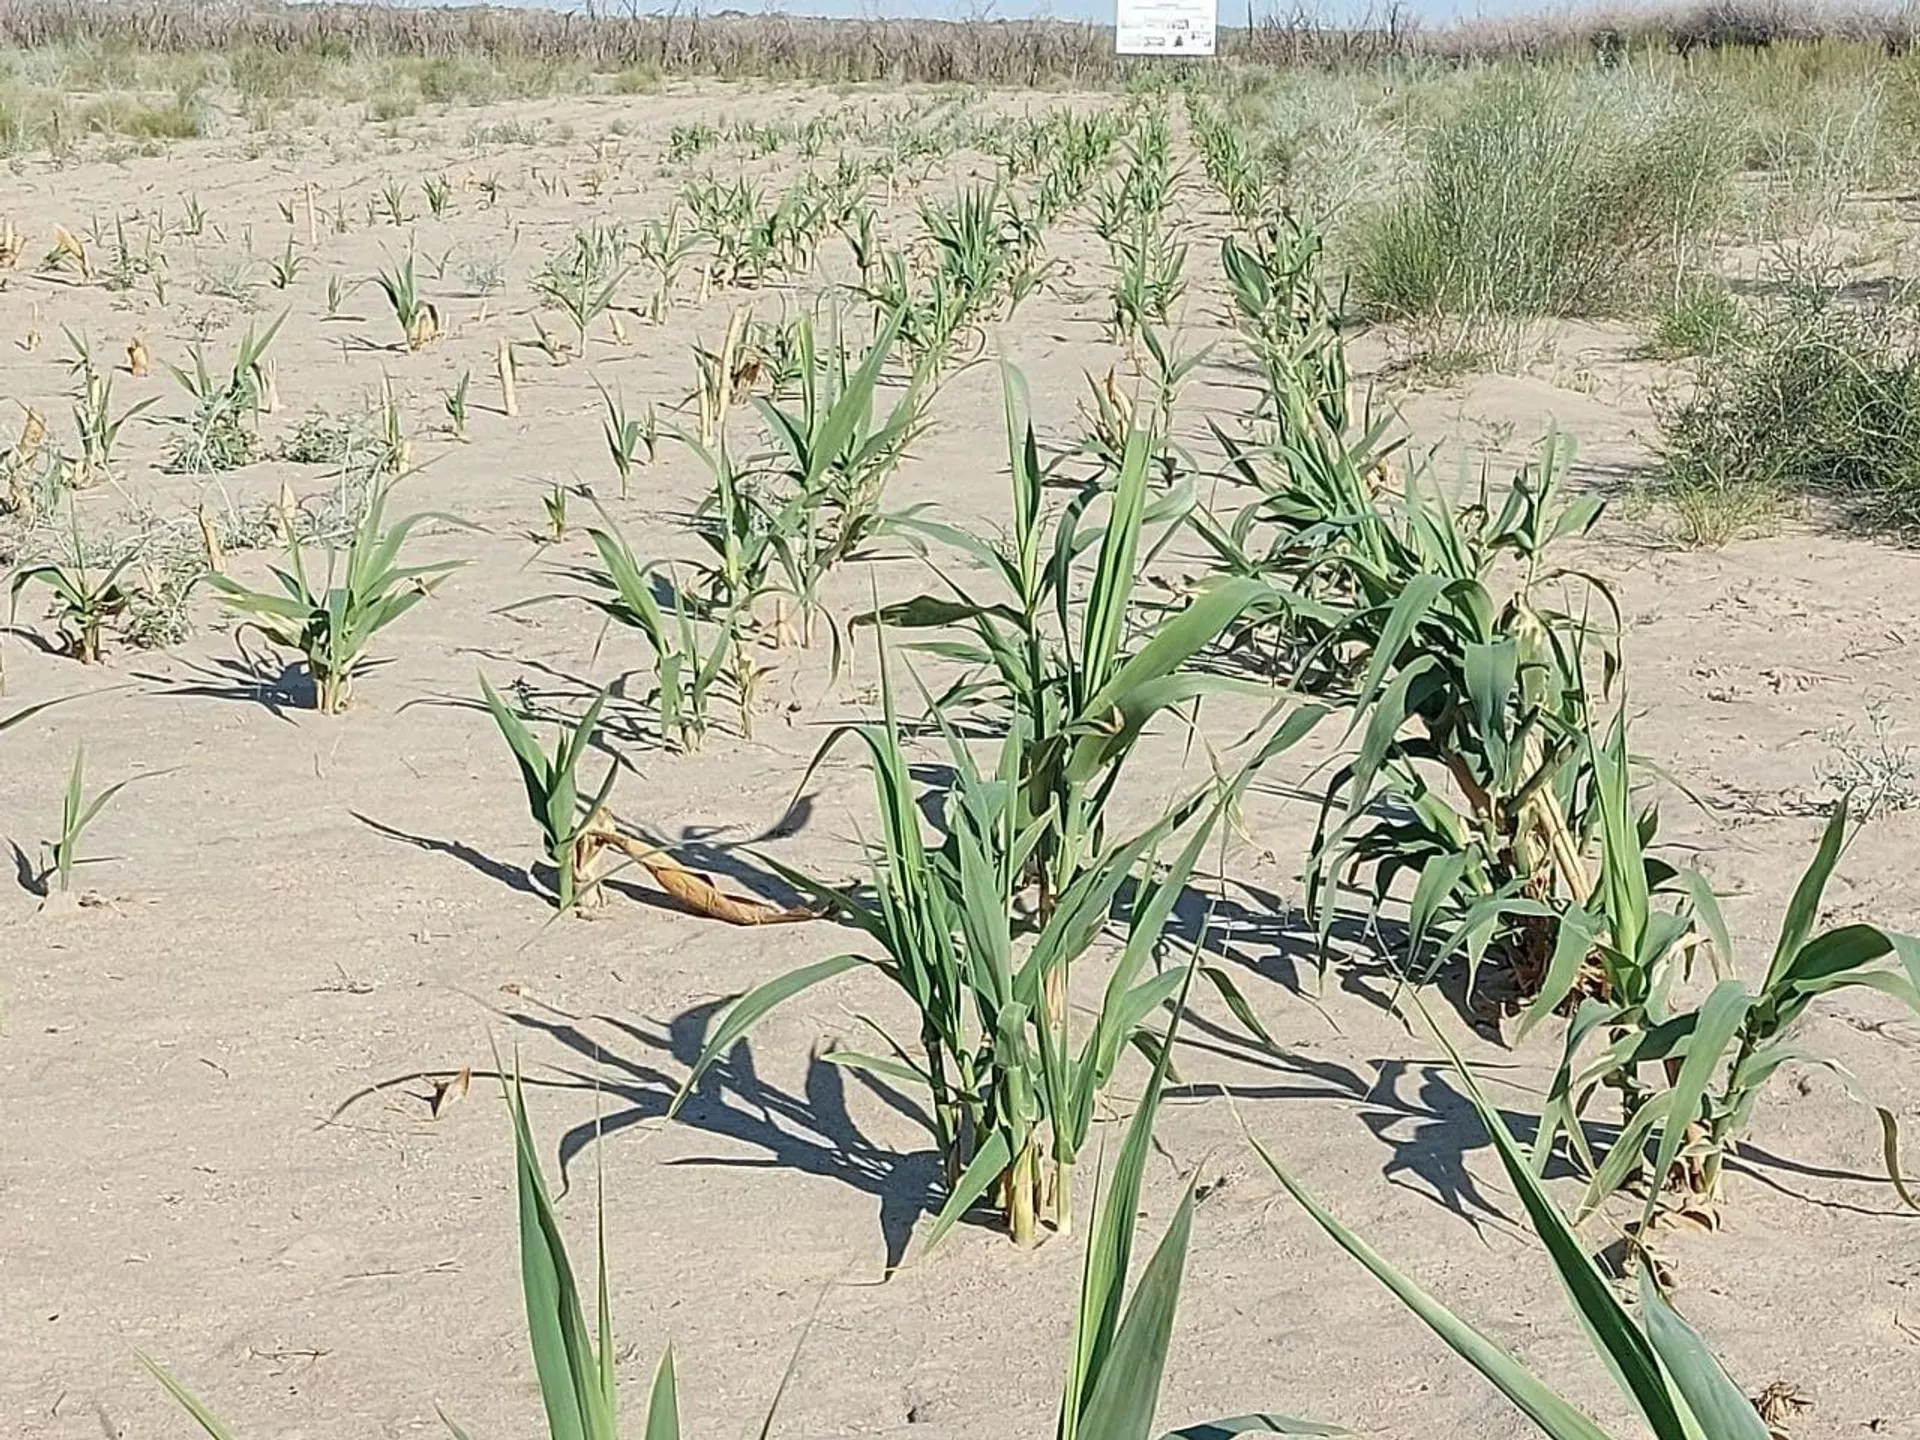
1115 0 1216 56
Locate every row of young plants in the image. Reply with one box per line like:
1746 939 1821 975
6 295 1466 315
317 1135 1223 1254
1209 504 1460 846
15 197 1915 1250
5 102 1916 1438
1197 209 1920 1230
470 201 1920 1268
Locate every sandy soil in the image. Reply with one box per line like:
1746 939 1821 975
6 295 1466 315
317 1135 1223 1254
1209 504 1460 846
2 83 1919 1440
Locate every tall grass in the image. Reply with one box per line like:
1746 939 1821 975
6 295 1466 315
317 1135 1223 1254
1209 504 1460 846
1358 69 1728 333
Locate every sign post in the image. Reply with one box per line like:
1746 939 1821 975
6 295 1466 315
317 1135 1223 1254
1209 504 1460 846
1114 0 1218 56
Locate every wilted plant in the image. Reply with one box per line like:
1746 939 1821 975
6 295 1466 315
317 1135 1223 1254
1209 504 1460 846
480 677 618 912
206 480 462 713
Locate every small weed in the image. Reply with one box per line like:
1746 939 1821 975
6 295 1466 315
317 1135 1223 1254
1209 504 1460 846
1817 698 1920 819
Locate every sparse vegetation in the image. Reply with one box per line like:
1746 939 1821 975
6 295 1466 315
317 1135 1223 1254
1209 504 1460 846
1659 299 1920 541
6 20 1920 1440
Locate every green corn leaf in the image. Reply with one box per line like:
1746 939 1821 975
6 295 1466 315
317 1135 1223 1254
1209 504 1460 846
1637 1273 1770 1440
1763 799 1849 991
508 1065 614 1440
1643 979 1751 1227
645 1348 681 1440
1075 1188 1196 1440
139 1354 239 1440
922 1127 1014 1253
1252 1132 1617 1440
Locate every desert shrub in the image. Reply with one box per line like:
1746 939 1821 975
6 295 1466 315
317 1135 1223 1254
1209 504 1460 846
1658 299 1920 541
1358 68 1728 322
1646 279 1744 356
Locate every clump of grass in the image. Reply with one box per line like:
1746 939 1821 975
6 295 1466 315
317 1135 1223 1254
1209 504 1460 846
1657 299 1920 542
1646 279 1744 358
1359 69 1726 326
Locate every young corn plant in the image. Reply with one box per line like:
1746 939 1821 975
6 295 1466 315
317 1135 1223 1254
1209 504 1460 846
534 224 628 357
268 235 305 291
595 379 654 499
539 513 730 753
873 366 1278 921
671 648 1237 1246
36 745 163 895
161 312 286 473
9 510 135 664
1289 436 1616 996
755 305 930 648
634 205 696 322
1532 783 1920 1229
1219 217 1351 442
206 481 462 713
479 677 618 912
372 248 440 352
680 427 779 738
444 371 470 440
1108 220 1188 347
67 341 155 484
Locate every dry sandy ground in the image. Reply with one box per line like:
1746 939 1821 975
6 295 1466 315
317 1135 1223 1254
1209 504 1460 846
2 82 1919 1440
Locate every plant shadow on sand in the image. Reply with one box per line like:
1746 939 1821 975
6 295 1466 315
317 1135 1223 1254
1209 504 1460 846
506 1000 946 1274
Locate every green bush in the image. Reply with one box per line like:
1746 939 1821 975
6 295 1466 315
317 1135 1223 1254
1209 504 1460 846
1359 70 1727 323
1658 300 1920 542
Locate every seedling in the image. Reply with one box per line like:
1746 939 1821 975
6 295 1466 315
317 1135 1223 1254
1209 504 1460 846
9 551 134 663
594 378 652 498
37 746 164 895
534 224 628 357
268 235 305 291
377 179 409 226
372 249 440 351
444 371 470 440
422 174 452 217
479 677 617 912
161 312 286 473
206 480 463 712
542 482 568 542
